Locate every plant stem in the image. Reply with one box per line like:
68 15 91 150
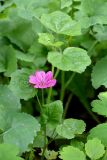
36 94 42 112
29 150 34 160
42 89 44 105
52 65 54 73
54 68 60 78
60 71 65 101
82 100 100 124
62 72 100 123
60 72 75 101
41 131 58 160
63 94 73 118
47 66 55 103
88 40 98 55
41 126 47 160
47 87 52 104
64 72 76 90
25 152 29 160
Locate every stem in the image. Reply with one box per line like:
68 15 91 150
88 40 98 55
47 88 52 104
64 73 76 90
25 152 29 160
47 66 54 103
52 65 54 73
41 126 47 160
29 150 34 160
82 100 100 124
54 68 60 78
60 71 65 101
42 89 44 105
63 72 100 123
63 94 73 118
36 94 42 112
41 131 58 160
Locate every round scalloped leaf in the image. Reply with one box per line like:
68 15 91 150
70 140 84 151
59 146 86 160
91 56 107 89
3 113 40 153
0 85 21 132
16 50 35 62
0 105 18 132
41 11 81 36
38 33 55 46
41 100 63 137
33 132 46 148
48 47 91 73
9 69 37 100
0 85 21 111
85 138 105 160
91 92 107 117
38 33 63 47
88 123 107 147
56 118 86 139
61 0 73 9
0 143 23 160
0 45 17 76
41 100 63 126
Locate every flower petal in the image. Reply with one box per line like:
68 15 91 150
46 71 53 81
29 71 56 89
47 79 56 87
34 84 48 88
35 71 46 82
29 75 37 84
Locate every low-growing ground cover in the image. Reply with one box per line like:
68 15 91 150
0 0 107 160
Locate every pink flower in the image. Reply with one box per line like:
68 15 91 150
29 71 56 89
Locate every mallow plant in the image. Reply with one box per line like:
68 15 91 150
0 0 107 160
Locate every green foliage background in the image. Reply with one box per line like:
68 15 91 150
0 0 107 160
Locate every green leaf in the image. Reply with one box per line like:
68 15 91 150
77 0 107 28
0 105 17 132
93 25 107 41
28 40 47 68
41 100 63 138
13 0 37 8
33 132 46 148
44 149 58 160
85 138 105 160
0 143 23 160
0 85 21 111
41 11 81 36
56 118 86 139
12 0 58 20
59 146 86 160
0 1 13 13
70 140 84 151
91 92 107 117
0 45 17 76
88 123 107 147
0 105 8 132
41 100 63 126
3 113 40 153
0 85 21 132
0 9 35 51
102 150 107 160
9 69 37 100
61 0 73 9
91 56 107 89
38 33 54 46
48 47 91 73
38 33 63 47
16 50 35 62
